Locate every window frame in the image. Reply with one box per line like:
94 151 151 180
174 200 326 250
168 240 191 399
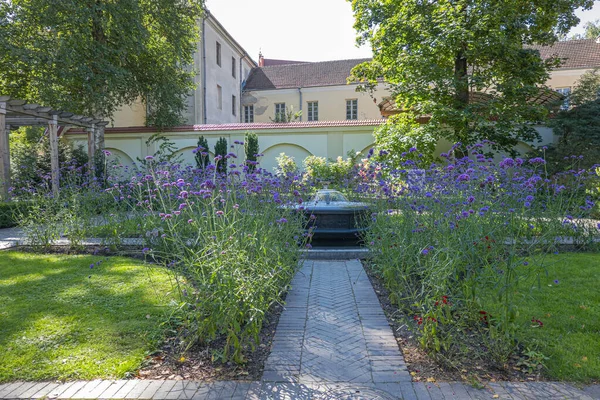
275 102 286 118
232 95 237 116
307 101 319 121
216 85 222 110
232 57 236 78
244 105 254 123
346 99 358 120
216 42 221 67
555 87 571 110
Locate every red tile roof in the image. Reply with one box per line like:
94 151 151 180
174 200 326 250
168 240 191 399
529 39 600 70
66 120 385 135
244 58 371 90
262 59 309 67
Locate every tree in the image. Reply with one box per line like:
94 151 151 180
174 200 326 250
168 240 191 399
0 0 203 127
543 69 600 173
564 19 600 40
214 137 228 174
244 132 259 171
195 136 209 169
350 0 593 153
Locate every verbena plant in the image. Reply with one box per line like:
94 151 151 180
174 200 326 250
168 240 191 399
359 143 599 363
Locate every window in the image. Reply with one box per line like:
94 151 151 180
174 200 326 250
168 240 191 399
275 102 286 118
244 105 254 123
232 95 236 116
216 42 221 66
232 57 236 78
555 87 571 110
307 101 318 121
217 85 222 110
346 99 358 120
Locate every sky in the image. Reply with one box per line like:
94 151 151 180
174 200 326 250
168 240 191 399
205 0 600 64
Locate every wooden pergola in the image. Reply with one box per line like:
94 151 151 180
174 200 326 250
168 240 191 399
0 96 107 200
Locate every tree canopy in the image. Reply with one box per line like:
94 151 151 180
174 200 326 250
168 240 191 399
565 19 600 40
0 0 203 127
543 68 600 173
349 0 594 153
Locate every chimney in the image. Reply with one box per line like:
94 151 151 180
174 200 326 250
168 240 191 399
258 51 264 67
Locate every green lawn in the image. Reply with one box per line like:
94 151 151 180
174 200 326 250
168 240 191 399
0 252 180 382
514 252 600 382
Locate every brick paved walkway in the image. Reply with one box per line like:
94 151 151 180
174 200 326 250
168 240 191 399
0 257 598 399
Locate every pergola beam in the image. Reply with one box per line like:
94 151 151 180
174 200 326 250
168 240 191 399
0 96 107 200
0 103 9 200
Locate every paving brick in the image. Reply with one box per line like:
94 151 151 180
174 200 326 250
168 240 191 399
112 380 140 399
412 382 433 400
78 380 116 399
16 382 49 399
96 380 129 399
30 382 59 399
55 381 88 399
449 382 474 399
152 380 177 399
424 383 445 400
0 382 28 398
46 382 79 399
137 380 165 399
163 381 187 399
123 380 152 399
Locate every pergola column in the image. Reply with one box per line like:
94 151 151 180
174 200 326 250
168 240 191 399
87 124 96 173
48 115 59 197
0 102 10 201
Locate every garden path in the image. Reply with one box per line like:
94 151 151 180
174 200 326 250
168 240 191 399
0 243 599 399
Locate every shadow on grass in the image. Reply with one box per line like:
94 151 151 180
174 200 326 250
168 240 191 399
0 251 180 381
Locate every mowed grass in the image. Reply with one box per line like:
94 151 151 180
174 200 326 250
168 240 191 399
0 252 180 382
514 252 600 382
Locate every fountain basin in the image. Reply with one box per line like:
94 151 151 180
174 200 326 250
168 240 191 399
299 190 370 240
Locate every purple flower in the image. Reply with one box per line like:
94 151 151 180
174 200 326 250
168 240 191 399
145 156 154 161
529 157 546 165
90 264 94 269
467 196 475 203
554 279 559 284
216 210 224 216
142 248 150 254
421 248 429 255
103 150 112 157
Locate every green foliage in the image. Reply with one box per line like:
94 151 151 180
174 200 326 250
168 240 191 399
270 106 302 123
565 19 600 40
543 69 600 173
139 134 182 166
275 153 298 177
0 0 203 127
244 131 259 171
302 154 359 190
373 113 438 168
0 201 31 228
195 136 209 169
0 252 181 382
349 0 593 152
214 137 228 173
10 126 87 190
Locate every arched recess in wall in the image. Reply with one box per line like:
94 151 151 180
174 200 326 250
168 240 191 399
172 147 215 166
105 148 136 168
105 148 137 179
260 143 313 173
357 144 375 159
514 141 534 156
